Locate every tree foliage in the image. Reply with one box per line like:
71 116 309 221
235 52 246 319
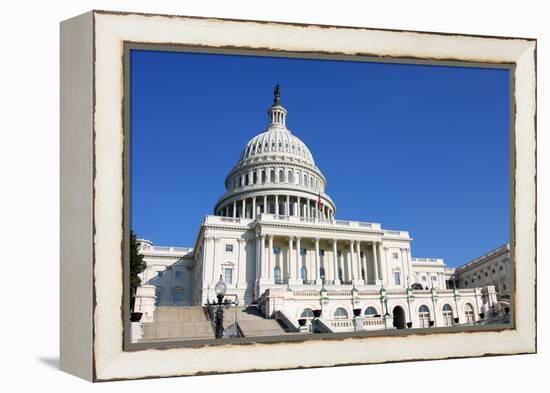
130 230 147 294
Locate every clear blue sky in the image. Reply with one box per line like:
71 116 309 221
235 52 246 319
130 49 510 267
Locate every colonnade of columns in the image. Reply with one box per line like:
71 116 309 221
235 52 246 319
255 234 385 286
218 194 334 220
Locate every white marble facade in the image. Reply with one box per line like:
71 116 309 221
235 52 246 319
134 86 497 331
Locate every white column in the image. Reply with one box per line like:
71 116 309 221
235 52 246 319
252 197 256 219
288 236 294 282
255 234 261 282
298 197 302 217
242 199 246 218
379 243 388 285
268 235 274 279
237 238 246 287
361 242 368 284
314 238 320 283
372 242 380 284
349 241 356 282
400 248 408 287
333 239 340 285
275 195 279 215
286 195 290 216
295 237 302 282
261 235 268 278
232 201 236 218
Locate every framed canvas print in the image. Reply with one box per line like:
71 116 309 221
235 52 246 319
60 10 536 381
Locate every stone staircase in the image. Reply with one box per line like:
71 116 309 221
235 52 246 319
139 305 290 342
140 306 215 342
234 306 289 337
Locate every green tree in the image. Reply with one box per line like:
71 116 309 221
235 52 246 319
130 230 147 310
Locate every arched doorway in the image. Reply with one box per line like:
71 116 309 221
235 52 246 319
392 306 406 329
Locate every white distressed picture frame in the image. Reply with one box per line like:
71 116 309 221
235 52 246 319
60 10 536 381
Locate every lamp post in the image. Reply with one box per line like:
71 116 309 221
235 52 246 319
214 275 227 339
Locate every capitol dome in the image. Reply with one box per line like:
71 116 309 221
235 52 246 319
237 114 315 167
214 86 336 220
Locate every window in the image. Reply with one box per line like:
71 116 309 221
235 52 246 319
499 265 504 271
319 267 325 279
365 307 377 317
300 308 314 319
224 268 233 285
175 271 183 279
464 303 475 324
394 271 401 285
485 272 489 277
172 288 184 305
300 266 307 281
338 268 343 281
419 305 430 328
319 249 325 256
392 252 399 259
273 247 281 255
253 172 257 184
261 170 266 183
288 170 293 183
225 244 233 252
270 170 275 182
300 248 306 256
334 308 348 319
422 276 427 282
155 287 164 306
492 268 496 274
442 304 453 326
431 276 437 282
274 266 281 283
279 170 284 182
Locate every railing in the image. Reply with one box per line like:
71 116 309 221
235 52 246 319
329 319 354 330
204 301 217 333
257 214 383 231
412 257 444 263
363 318 385 329
292 290 320 297
455 244 510 272
140 245 193 254
220 217 241 223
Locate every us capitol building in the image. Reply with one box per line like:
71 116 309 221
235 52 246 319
133 86 503 339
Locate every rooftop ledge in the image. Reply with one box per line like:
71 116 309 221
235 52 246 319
204 214 411 239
